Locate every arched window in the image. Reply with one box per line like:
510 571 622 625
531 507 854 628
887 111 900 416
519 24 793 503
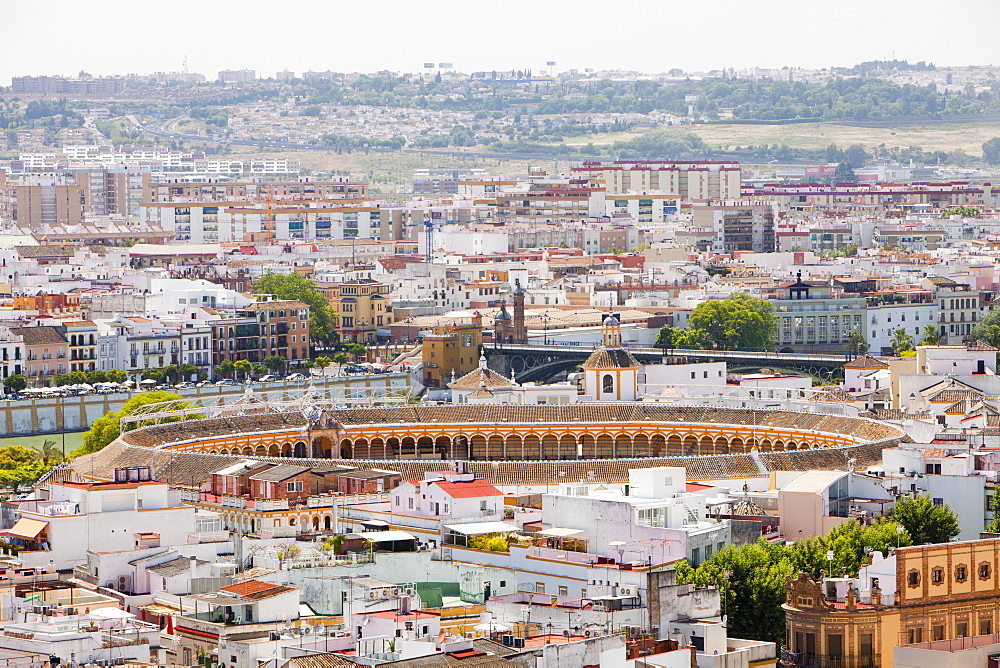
602 374 614 394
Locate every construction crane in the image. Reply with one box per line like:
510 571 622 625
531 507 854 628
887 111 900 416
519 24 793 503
407 215 442 263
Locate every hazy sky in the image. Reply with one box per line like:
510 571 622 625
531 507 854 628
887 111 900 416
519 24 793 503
4 0 999 84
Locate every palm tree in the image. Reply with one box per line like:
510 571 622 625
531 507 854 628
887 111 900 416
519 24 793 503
39 439 62 465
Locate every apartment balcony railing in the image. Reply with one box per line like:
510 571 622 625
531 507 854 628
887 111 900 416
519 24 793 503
780 648 879 668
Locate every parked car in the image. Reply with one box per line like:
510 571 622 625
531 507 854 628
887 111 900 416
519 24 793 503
258 374 276 382
286 373 305 381
216 378 237 386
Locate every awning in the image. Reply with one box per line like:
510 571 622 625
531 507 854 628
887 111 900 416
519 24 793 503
536 527 586 539
4 518 48 540
140 604 180 616
444 522 519 536
348 530 415 543
89 607 134 619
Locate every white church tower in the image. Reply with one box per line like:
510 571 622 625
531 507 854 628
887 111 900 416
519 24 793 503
583 314 641 401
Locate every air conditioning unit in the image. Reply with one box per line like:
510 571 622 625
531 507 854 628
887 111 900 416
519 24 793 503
403 587 416 597
512 638 525 648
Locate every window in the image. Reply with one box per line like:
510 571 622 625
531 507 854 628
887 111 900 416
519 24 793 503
286 480 303 492
602 374 614 394
499 580 506 588
933 625 944 641
907 627 922 644
860 634 873 657
827 634 843 659
908 570 920 587
957 622 968 638
535 582 545 594
980 563 992 580
558 586 568 597
956 565 968 582
932 568 944 584
982 619 992 635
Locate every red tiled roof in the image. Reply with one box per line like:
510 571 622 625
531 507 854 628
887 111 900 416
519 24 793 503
432 479 503 499
219 579 295 599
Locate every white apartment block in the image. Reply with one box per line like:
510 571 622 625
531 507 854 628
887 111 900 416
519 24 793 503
140 203 382 243
604 192 681 223
12 472 195 570
867 301 938 355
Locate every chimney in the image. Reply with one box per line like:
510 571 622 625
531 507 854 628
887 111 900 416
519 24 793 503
189 556 198 582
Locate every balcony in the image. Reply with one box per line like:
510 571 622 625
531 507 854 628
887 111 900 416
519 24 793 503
780 648 878 668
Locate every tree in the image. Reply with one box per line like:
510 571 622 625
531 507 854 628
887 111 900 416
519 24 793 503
844 143 868 169
686 294 778 351
3 374 27 393
161 365 179 384
984 137 1000 165
107 369 127 383
0 445 48 491
68 371 87 385
891 328 915 356
940 205 980 218
346 343 368 360
971 308 1000 349
214 360 235 379
985 516 1000 534
676 540 795 646
654 325 710 350
676 518 912 647
85 370 108 384
142 369 165 383
72 391 199 457
845 329 870 356
919 324 942 346
333 353 348 365
263 355 286 373
251 272 335 347
52 374 71 387
833 161 857 183
177 364 199 381
314 356 332 370
890 495 960 545
234 359 252 381
38 439 62 465
0 446 39 468
252 364 267 376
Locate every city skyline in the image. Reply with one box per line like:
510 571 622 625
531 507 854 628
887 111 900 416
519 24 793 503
4 0 998 85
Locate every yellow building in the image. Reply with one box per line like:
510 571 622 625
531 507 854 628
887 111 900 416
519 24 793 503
328 275 393 344
783 537 1000 668
420 312 482 389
